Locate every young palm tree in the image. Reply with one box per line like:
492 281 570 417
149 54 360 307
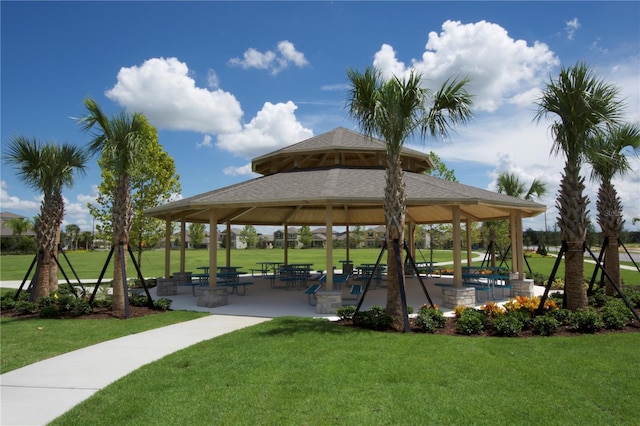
490 172 547 265
4 217 32 238
4 137 88 300
535 62 623 310
347 66 473 322
587 124 640 295
79 98 145 311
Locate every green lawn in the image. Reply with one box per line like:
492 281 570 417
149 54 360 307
1 248 637 285
0 310 208 374
50 317 640 425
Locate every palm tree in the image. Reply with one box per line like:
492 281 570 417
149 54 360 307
4 217 32 238
79 98 145 311
347 66 473 323
491 172 548 264
535 62 624 310
65 224 80 250
587 124 640 295
4 137 88 301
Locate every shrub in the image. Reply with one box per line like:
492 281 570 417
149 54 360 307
453 305 468 318
14 300 39 315
480 301 505 317
455 309 485 335
415 305 446 333
39 304 61 318
600 299 631 330
129 294 149 307
620 288 640 309
153 298 172 311
588 288 609 308
568 308 604 333
492 312 524 337
71 299 93 317
352 305 393 331
547 308 571 324
336 305 356 320
532 315 560 336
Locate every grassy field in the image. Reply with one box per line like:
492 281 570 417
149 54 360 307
0 309 208 374
1 248 637 285
49 317 640 425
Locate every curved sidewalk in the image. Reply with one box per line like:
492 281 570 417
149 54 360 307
0 314 269 426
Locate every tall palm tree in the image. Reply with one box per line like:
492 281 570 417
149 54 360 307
4 137 88 300
79 98 145 311
535 62 623 310
347 66 473 323
65 224 81 250
4 217 32 238
587 123 640 295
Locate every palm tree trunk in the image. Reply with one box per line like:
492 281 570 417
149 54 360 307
385 154 406 320
35 198 58 301
112 174 132 311
597 182 623 295
557 163 588 310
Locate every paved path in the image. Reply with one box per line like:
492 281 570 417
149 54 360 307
0 314 269 425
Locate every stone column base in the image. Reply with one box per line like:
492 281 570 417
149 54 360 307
441 286 475 309
172 271 192 284
156 278 177 296
316 291 342 314
197 286 228 307
510 279 534 298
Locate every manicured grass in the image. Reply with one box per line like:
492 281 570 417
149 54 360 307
0 248 458 281
51 317 640 425
0 311 208 374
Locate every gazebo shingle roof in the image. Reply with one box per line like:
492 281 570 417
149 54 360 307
146 127 545 226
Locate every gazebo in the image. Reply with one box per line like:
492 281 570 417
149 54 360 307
145 127 545 309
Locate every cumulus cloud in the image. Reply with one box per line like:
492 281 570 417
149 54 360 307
228 40 309 75
106 57 243 134
197 135 213 148
565 18 580 40
373 20 559 112
217 101 313 159
223 163 255 176
0 181 40 211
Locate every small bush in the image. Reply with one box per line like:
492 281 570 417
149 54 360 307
39 304 61 318
415 305 446 333
71 299 93 317
129 294 149 307
153 298 172 311
480 301 505 317
588 288 609 308
456 309 485 335
620 288 640 309
352 305 393 331
568 308 604 333
453 305 468 318
547 308 572 324
600 299 631 330
14 300 39 315
336 305 356 320
492 312 524 337
532 315 560 336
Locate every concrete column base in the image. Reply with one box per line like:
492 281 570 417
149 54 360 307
316 291 342 314
197 286 228 307
441 286 475 309
510 279 535 298
156 278 177 296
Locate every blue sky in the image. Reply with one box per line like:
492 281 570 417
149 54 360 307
2 1 639 235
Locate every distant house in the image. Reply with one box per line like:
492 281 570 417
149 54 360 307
273 226 301 249
366 226 386 248
310 227 338 248
219 227 247 249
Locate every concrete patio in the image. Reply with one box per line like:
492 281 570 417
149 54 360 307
149 272 526 318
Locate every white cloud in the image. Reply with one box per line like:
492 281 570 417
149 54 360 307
106 57 243 134
373 20 559 112
197 134 213 148
207 69 219 89
223 163 255 176
0 180 40 212
565 17 580 40
217 101 313 158
228 40 309 75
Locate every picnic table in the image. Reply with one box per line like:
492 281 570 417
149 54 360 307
461 266 511 301
216 271 253 296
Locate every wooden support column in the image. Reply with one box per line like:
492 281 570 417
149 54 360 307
209 211 218 287
510 211 519 276
164 217 172 279
515 210 524 279
180 220 186 273
326 205 334 290
283 224 289 265
452 206 462 287
226 222 231 267
466 219 472 267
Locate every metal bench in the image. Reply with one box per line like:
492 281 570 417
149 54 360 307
304 284 322 305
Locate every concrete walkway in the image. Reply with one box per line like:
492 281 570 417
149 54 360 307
0 314 269 425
